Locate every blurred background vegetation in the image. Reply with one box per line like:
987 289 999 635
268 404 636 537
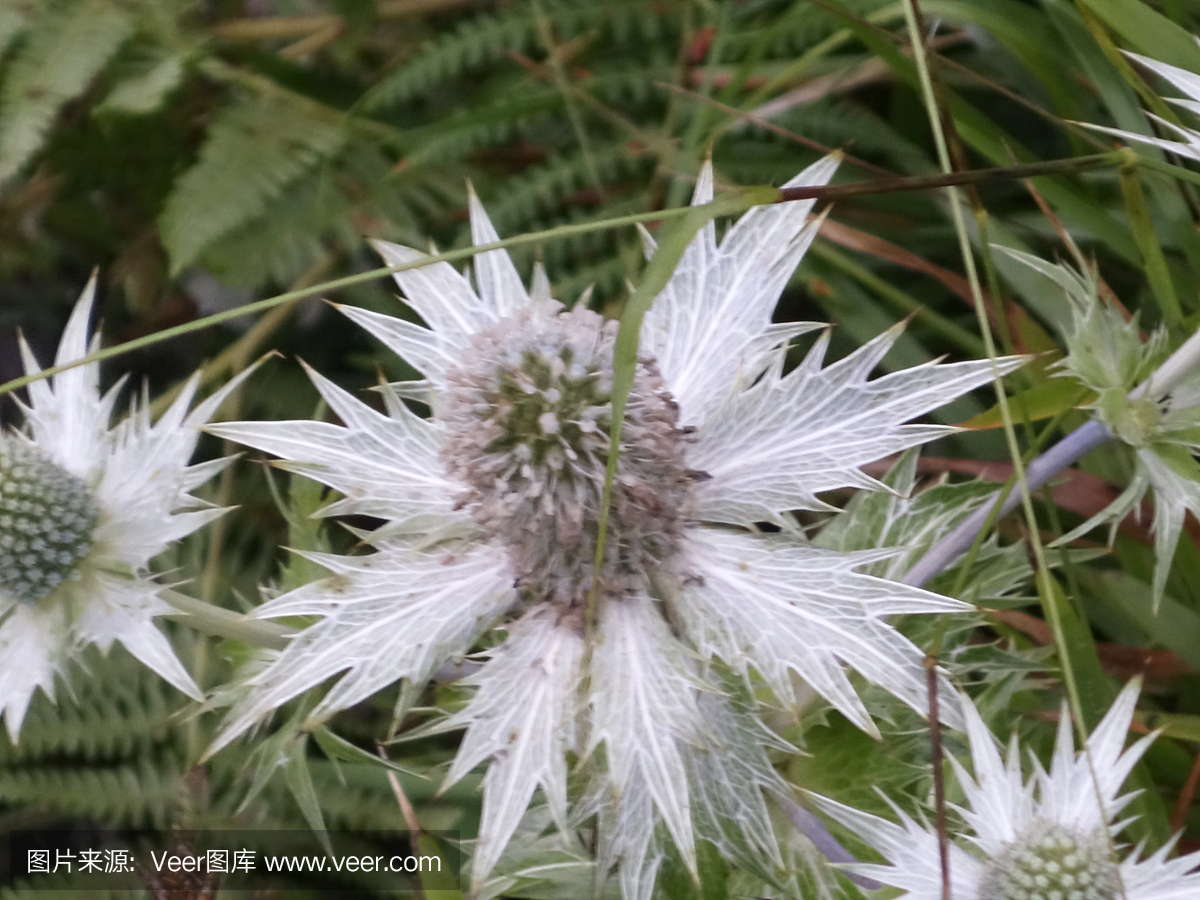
4 0 1200 897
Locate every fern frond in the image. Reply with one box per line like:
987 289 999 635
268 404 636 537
0 0 42 62
404 85 566 166
199 165 350 287
483 144 652 233
0 0 134 182
364 0 681 111
0 759 180 827
1 665 175 763
96 52 185 116
363 8 538 111
553 253 630 304
158 94 350 274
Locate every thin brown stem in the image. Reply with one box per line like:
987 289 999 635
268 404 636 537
775 153 1115 202
926 657 952 900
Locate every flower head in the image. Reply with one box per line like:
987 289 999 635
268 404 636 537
208 158 1022 894
0 277 249 740
812 681 1200 900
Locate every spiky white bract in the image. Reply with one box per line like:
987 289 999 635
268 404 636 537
1081 41 1200 163
209 158 1023 896
437 608 583 885
0 276 249 740
813 681 1200 900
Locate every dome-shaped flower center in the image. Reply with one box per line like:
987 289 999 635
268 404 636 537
978 821 1120 900
0 438 98 604
440 302 693 606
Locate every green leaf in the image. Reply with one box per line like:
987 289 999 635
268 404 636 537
1087 569 1200 670
1120 165 1183 327
265 466 333 593
96 54 185 116
961 379 1092 430
658 839 729 900
0 0 134 182
283 735 332 853
158 95 349 274
311 726 421 777
1038 569 1111 730
413 831 464 898
1138 710 1200 744
1076 0 1200 72
589 183 781 616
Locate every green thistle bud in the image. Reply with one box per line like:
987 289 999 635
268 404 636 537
0 437 98 604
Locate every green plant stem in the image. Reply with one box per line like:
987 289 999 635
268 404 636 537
908 323 1200 590
775 153 1116 201
583 184 780 639
0 155 1120 402
0 201 762 398
161 589 294 650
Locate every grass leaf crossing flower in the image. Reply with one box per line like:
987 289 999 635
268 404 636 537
207 157 1023 894
0 276 252 740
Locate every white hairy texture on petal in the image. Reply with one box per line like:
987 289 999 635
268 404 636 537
808 793 984 900
1127 48 1200 105
98 366 256 565
596 771 663 900
468 185 531 319
335 302 468 389
1036 680 1152 833
955 740 1030 853
74 574 202 701
369 238 497 342
1077 49 1200 163
206 365 463 526
1085 117 1200 163
589 594 700 883
641 155 840 428
16 278 113 475
0 601 63 741
691 324 1026 523
686 690 788 872
947 705 1034 854
529 261 552 305
211 539 516 754
1120 840 1200 900
437 607 583 890
675 528 966 735
1136 448 1200 604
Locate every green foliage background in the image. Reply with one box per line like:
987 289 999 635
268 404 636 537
3 0 1200 897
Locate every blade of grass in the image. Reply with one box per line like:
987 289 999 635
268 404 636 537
1120 162 1184 327
583 182 782 637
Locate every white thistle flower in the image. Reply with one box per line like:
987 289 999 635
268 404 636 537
812 681 1200 900
208 157 1023 895
0 276 249 740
